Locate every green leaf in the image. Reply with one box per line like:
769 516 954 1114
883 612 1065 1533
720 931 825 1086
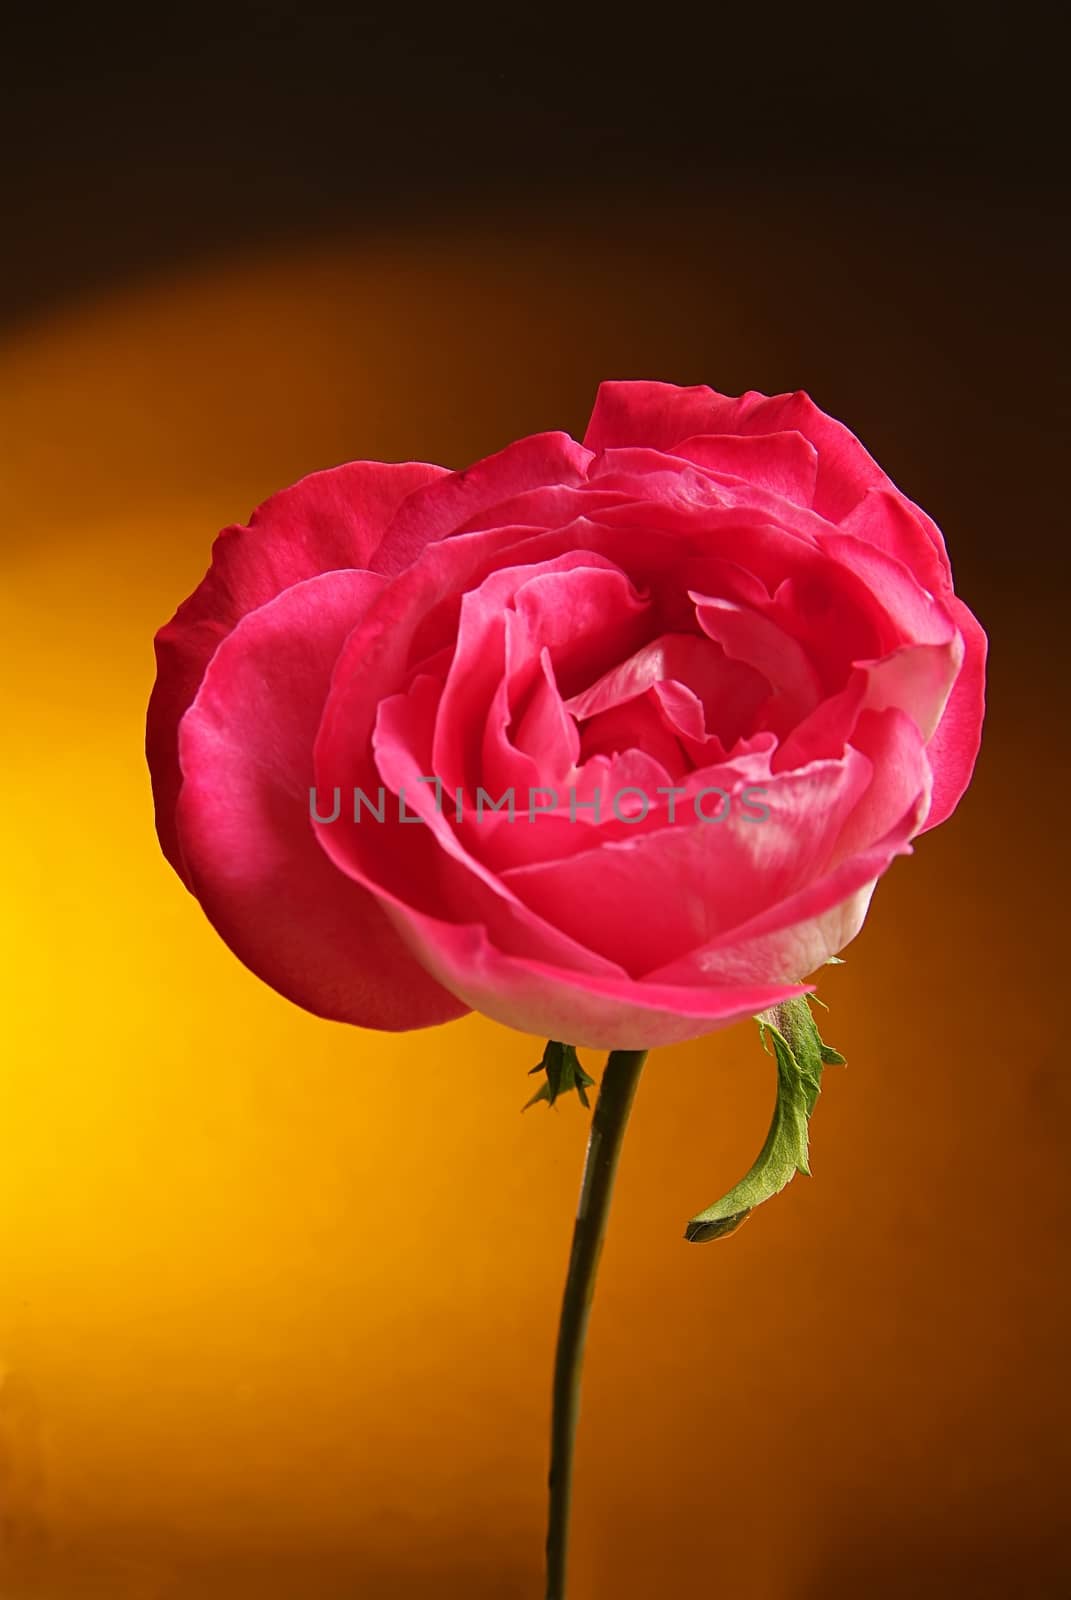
522 1041 597 1111
684 995 845 1242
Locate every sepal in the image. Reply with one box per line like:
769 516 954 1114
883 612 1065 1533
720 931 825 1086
523 1041 597 1111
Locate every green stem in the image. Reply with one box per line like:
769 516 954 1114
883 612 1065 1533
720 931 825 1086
544 1049 648 1600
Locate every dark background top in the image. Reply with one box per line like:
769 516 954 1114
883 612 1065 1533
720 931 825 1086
4 1 1066 322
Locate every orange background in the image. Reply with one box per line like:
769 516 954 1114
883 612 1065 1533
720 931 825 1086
2 195 1068 1598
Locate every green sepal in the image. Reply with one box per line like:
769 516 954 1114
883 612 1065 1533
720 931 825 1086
684 994 845 1242
523 1041 597 1111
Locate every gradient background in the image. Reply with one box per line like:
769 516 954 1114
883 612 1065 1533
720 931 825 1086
3 6 1069 1597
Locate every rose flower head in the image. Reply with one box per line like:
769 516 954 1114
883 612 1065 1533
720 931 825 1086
147 381 986 1049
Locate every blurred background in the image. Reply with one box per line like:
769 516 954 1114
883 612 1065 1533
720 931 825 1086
2 4 1068 1596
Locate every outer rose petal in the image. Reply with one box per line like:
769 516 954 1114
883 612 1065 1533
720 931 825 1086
372 898 809 1051
918 593 988 832
583 380 896 521
584 447 833 551
839 484 953 590
669 430 820 504
148 458 447 882
649 854 886 987
175 570 468 1030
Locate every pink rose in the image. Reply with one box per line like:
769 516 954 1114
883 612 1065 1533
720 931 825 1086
147 381 986 1049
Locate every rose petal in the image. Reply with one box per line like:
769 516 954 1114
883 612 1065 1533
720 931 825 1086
499 750 872 975
918 594 988 832
839 484 953 591
148 459 445 882
429 553 642 796
583 381 893 521
826 707 932 864
576 694 690 780
670 430 820 505
586 446 831 549
355 674 633 980
817 531 959 649
370 432 594 576
689 594 824 730
510 648 581 774
374 900 810 1051
648 778 928 986
175 571 468 1029
564 632 769 730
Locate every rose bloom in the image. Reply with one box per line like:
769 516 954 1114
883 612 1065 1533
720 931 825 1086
147 382 986 1049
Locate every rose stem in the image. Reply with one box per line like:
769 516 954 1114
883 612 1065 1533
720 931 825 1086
544 1048 648 1600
